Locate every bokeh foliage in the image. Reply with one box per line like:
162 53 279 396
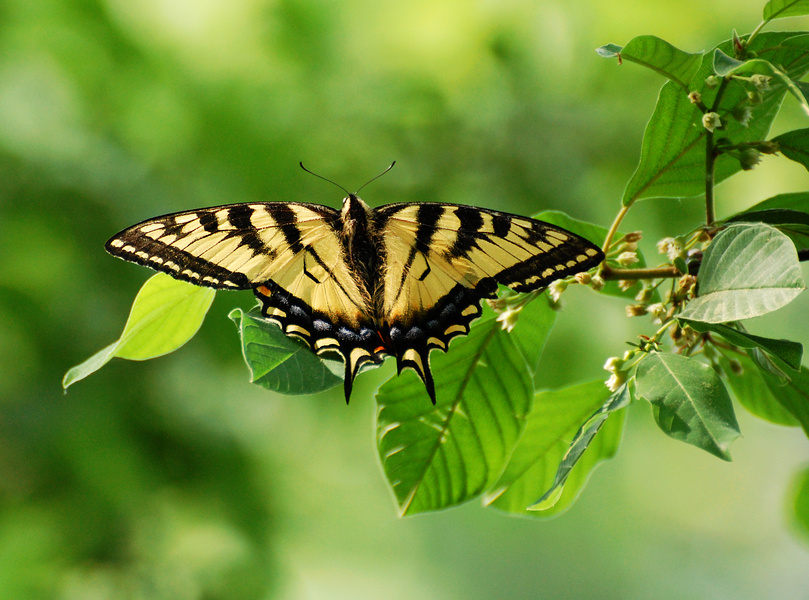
2 0 809 599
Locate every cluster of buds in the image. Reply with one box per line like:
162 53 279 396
603 355 629 392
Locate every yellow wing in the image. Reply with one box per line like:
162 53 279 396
106 201 373 333
373 203 604 398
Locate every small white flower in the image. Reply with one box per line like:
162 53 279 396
496 307 521 333
603 356 623 373
548 279 568 302
750 74 771 91
574 272 592 285
702 111 721 132
589 274 605 292
605 372 626 392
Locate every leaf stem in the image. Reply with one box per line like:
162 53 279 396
602 204 631 253
745 21 767 51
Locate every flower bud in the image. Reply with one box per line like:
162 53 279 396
750 74 771 91
702 112 721 132
617 251 639 266
731 105 753 127
574 272 592 285
688 91 702 104
624 231 643 243
619 241 638 253
589 274 605 292
704 75 720 89
635 287 653 303
618 279 635 292
625 304 647 317
739 148 761 170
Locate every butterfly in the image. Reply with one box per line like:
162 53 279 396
106 188 604 403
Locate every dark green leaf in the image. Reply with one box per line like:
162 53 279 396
760 364 809 437
616 36 702 88
635 352 740 460
772 128 809 171
678 223 805 323
720 354 798 426
229 308 342 395
533 210 656 301
376 318 533 515
509 294 557 376
622 33 809 205
712 52 809 115
726 192 809 250
63 274 215 389
789 466 809 543
484 381 625 517
764 0 809 20
531 383 630 510
680 320 803 370
712 48 745 76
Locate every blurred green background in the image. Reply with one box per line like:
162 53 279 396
1 0 808 598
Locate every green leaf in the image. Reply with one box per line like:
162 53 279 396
678 223 805 323
763 0 809 20
680 320 803 370
759 364 809 437
712 50 809 115
622 32 809 205
720 354 798 426
531 383 629 510
772 128 809 171
635 352 740 460
726 192 809 250
63 274 215 389
595 43 623 58
485 381 626 517
376 318 533 515
508 294 557 376
611 36 702 89
533 210 656 301
789 465 809 543
229 308 342 395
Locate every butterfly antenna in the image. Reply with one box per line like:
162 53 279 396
354 161 396 195
299 162 350 196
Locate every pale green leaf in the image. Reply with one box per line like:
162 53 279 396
62 274 215 389
678 223 804 323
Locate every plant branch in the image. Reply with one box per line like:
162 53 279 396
705 129 716 226
601 264 683 281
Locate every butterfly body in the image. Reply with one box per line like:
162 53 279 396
106 194 604 403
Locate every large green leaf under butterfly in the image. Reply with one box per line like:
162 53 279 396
106 194 603 402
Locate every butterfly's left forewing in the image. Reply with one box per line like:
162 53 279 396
374 203 604 401
107 202 381 396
